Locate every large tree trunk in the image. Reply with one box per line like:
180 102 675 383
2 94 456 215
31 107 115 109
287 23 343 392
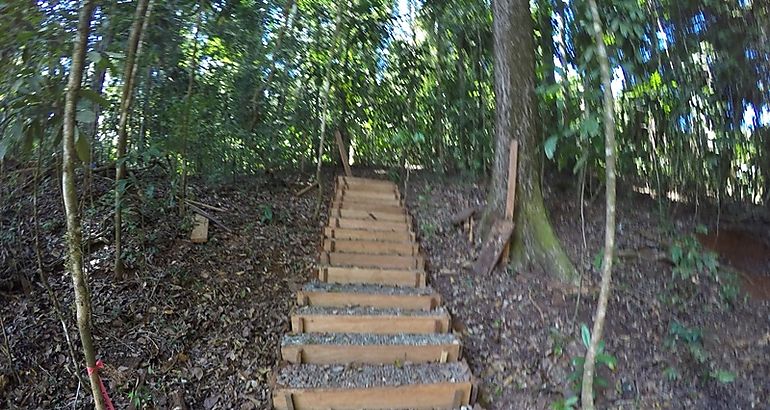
489 0 577 283
62 1 105 408
114 0 152 279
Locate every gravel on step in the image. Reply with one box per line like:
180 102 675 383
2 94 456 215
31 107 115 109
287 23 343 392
275 362 472 389
303 281 436 296
281 332 460 347
295 305 446 317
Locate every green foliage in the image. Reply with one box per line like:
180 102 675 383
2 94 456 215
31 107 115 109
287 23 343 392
567 324 617 393
550 395 578 410
665 321 736 384
127 386 152 408
670 234 718 281
260 204 274 224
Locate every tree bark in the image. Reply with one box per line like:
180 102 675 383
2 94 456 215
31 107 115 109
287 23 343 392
314 2 346 216
489 0 577 283
62 1 105 408
581 0 617 407
114 0 152 279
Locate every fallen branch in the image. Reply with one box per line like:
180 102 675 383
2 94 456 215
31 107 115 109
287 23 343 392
295 181 318 197
450 206 483 226
185 199 226 212
187 204 232 233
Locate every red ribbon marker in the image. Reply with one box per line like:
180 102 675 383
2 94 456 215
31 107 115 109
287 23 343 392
86 360 116 410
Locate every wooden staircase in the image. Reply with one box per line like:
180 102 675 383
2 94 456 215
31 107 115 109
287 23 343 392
272 176 477 410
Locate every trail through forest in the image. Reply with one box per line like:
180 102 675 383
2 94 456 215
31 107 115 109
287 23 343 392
1 168 768 409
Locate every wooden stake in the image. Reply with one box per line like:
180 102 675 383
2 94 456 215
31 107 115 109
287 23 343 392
501 140 519 264
335 130 352 176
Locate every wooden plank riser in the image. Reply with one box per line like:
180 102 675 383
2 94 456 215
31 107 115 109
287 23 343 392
321 252 425 270
324 227 415 242
291 314 449 334
337 176 398 189
328 208 408 222
323 239 419 256
318 267 426 287
330 201 406 214
328 217 412 232
337 189 400 201
333 194 403 207
297 291 440 310
281 344 461 365
273 383 473 410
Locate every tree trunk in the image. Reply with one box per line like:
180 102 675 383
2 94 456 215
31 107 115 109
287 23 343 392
581 0 617 407
314 1 346 216
489 0 577 283
180 12 201 218
62 1 105 408
114 0 152 279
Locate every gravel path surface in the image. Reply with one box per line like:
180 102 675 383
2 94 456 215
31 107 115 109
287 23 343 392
281 332 460 346
276 362 472 389
303 281 436 295
295 305 446 317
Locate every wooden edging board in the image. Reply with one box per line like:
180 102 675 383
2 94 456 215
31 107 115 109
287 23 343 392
318 267 426 287
324 227 415 242
339 187 400 201
337 176 397 189
334 191 404 205
328 208 408 222
323 238 419 256
281 342 460 365
320 252 425 270
296 290 440 310
330 201 406 214
291 312 450 334
273 381 474 410
328 217 412 232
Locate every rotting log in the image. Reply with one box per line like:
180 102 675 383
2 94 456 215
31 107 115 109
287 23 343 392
472 220 514 276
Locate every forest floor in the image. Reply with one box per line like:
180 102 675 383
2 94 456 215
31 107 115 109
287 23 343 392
1 167 769 409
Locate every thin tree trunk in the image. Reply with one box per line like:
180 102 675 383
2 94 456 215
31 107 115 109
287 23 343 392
180 12 201 218
314 2 346 216
35 144 84 389
489 0 577 283
114 0 151 279
581 0 617 407
249 0 298 131
62 1 105 408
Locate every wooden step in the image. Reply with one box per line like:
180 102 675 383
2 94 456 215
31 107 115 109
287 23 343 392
281 333 461 365
328 217 411 232
337 188 400 202
324 227 415 242
328 208 408 222
290 306 450 334
318 266 426 287
337 176 398 190
330 200 406 214
333 192 403 206
323 238 419 256
320 252 425 270
272 362 475 410
297 283 440 310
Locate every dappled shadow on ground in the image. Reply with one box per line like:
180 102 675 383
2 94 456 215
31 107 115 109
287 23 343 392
0 168 335 409
404 173 770 410
2 168 769 409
